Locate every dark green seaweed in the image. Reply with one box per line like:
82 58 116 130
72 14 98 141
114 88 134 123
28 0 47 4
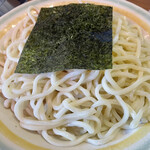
15 4 112 74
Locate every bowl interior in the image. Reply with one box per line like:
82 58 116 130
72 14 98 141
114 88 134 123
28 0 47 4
0 0 150 150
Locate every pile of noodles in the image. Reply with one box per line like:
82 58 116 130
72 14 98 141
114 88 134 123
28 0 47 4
0 6 150 146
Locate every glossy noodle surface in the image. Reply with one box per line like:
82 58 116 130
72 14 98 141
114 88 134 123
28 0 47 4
0 6 150 147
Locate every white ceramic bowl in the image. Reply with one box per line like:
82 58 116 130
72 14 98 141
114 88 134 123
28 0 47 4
0 0 150 150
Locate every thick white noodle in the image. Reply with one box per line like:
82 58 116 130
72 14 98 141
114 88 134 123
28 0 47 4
0 7 150 147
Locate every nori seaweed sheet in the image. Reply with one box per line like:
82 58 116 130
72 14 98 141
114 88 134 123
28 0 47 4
15 4 112 74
